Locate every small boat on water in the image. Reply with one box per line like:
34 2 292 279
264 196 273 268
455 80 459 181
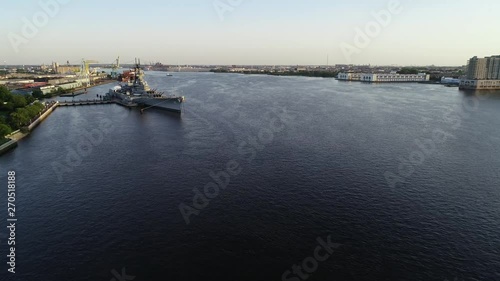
166 73 173 77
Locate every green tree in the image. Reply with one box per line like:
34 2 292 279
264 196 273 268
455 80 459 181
32 89 44 99
25 103 44 118
25 94 35 104
0 124 12 137
11 95 27 108
397 68 419 74
0 86 12 102
9 108 30 128
0 102 14 112
26 105 39 117
9 112 23 128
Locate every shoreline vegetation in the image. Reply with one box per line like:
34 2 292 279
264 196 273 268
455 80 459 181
0 86 45 141
0 80 115 146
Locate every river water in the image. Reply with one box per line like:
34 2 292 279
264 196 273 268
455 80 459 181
1 72 499 280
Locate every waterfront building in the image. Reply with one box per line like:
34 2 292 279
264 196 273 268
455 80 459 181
466 56 488 79
337 72 361 81
40 85 56 94
441 77 460 85
459 79 500 90
460 55 500 90
486 56 500 79
337 72 429 82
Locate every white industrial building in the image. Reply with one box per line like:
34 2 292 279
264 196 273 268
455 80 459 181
337 72 429 82
40 85 56 94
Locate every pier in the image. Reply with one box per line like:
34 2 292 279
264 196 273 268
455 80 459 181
58 100 114 106
57 99 138 108
0 99 137 156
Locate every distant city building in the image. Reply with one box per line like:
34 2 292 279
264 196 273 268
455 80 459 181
337 72 429 82
460 55 500 90
50 61 81 74
55 65 80 75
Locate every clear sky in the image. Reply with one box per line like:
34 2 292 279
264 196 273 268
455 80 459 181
1 0 499 66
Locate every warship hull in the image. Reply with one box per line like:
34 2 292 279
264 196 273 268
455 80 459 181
134 97 183 113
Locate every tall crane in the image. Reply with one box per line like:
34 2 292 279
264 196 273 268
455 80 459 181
111 56 120 79
79 59 98 86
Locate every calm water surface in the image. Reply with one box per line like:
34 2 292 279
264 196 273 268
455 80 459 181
1 72 499 281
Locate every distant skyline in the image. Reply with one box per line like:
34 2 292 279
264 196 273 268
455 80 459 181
1 0 499 66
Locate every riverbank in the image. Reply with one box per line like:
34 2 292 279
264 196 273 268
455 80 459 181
0 139 17 155
211 70 339 78
212 70 450 84
335 79 448 85
0 130 25 156
0 96 138 156
0 101 58 156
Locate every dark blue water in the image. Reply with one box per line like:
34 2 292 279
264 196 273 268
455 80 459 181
1 72 500 281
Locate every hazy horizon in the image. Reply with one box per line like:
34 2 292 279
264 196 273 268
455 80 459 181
2 0 499 66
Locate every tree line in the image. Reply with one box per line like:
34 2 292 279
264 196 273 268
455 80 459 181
0 86 45 138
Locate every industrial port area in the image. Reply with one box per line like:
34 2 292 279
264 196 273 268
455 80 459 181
0 54 496 102
1 54 498 157
0 58 469 97
0 58 121 97
2 0 500 279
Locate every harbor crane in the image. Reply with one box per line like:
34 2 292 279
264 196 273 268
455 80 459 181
111 56 120 79
79 59 98 86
